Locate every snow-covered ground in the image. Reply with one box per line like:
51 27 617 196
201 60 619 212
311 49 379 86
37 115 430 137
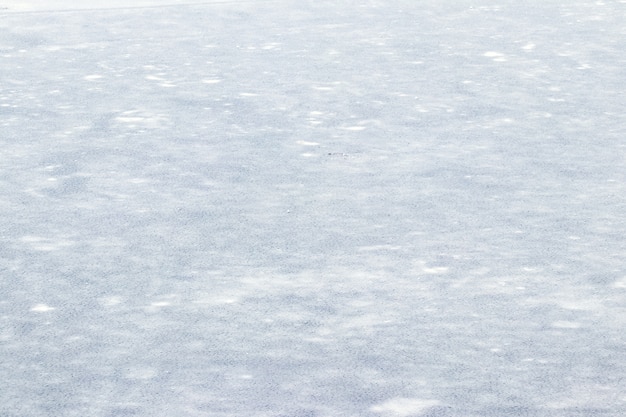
1 0 214 12
1 1 625 416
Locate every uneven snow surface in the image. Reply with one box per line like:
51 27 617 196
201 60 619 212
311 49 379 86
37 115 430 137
1 1 626 416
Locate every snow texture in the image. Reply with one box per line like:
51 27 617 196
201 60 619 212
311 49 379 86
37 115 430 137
1 0 626 416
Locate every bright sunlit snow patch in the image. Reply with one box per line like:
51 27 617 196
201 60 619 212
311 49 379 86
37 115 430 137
127 177 150 184
31 304 55 312
20 235 74 251
261 42 281 50
145 75 165 81
421 265 449 274
296 140 320 146
114 109 169 128
613 277 626 288
371 397 440 416
150 301 172 307
144 297 178 312
99 296 124 306
483 51 507 61
192 295 240 305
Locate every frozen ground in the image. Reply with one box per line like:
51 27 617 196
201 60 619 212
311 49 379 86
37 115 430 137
1 1 625 416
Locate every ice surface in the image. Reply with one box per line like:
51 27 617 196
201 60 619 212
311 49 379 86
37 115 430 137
1 1 626 416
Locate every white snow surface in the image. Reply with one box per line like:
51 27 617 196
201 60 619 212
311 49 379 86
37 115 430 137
1 0 220 12
1 1 626 416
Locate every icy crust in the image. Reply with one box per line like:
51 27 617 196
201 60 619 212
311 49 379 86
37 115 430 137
1 0 626 416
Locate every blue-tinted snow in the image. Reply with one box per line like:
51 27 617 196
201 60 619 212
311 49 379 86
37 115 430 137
1 1 625 416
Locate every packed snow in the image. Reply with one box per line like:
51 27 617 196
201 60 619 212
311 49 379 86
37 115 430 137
1 1 625 416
